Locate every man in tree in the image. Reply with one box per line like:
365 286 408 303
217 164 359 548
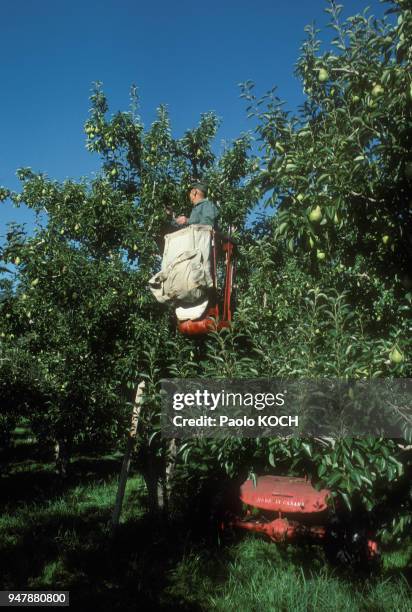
172 181 219 228
150 181 219 311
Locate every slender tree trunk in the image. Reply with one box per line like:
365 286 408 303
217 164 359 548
143 453 160 514
164 438 177 512
54 438 71 478
143 438 177 517
111 381 145 534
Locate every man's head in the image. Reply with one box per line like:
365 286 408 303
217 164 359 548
189 181 208 205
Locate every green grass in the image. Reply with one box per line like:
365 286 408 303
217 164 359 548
1 434 411 611
383 542 412 572
169 537 412 612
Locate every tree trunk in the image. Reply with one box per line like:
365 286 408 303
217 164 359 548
164 438 177 512
111 381 145 534
54 438 70 478
143 454 160 514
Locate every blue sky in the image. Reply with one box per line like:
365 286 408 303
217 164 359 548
0 0 388 239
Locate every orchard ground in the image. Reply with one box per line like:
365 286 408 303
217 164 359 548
0 425 411 612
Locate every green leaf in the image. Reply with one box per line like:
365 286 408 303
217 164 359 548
277 222 288 236
341 492 352 511
302 442 312 457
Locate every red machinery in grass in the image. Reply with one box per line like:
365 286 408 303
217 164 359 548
178 230 236 336
223 475 379 564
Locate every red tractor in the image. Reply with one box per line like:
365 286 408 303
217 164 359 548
221 475 379 566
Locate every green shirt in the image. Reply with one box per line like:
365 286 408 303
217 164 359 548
187 198 219 227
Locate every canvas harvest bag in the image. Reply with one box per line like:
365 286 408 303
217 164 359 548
148 224 213 306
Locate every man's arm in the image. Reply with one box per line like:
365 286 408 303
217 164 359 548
170 216 188 227
165 206 189 227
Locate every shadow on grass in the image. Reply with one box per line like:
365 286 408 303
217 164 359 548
0 499 209 611
1 440 205 609
0 456 123 507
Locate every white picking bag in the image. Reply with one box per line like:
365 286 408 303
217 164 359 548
149 225 213 314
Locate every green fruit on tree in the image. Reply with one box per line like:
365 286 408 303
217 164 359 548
318 68 329 82
110 168 118 177
351 94 360 103
309 205 322 222
31 278 39 287
389 347 404 364
296 193 305 202
382 235 390 245
316 250 326 261
14 256 21 265
371 84 384 97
